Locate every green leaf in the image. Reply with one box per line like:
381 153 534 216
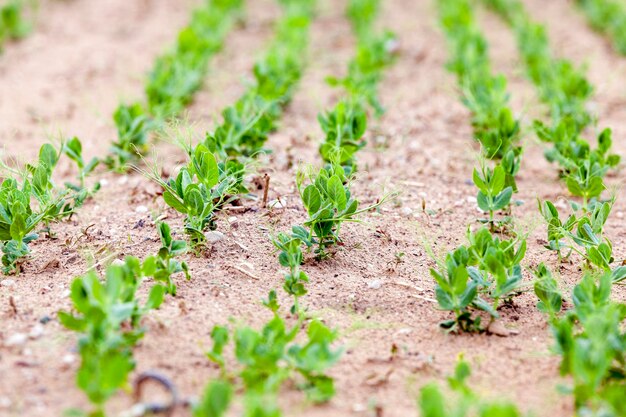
326 175 347 210
302 185 321 214
193 380 233 417
163 190 187 214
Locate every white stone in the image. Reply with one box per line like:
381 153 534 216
401 207 413 216
1 279 15 287
0 396 12 408
6 333 28 347
29 324 44 340
62 354 75 364
205 231 225 243
367 279 382 290
135 205 148 213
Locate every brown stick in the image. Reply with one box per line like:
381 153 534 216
262 173 270 208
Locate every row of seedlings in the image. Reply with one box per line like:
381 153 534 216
106 0 245 171
150 0 317 248
483 0 620 210
62 0 323 412
293 0 397 262
575 0 626 55
190 1 345 416
478 1 626 415
57 1 251 414
193 1 399 415
431 0 527 334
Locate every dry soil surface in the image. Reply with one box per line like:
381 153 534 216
1 0 625 416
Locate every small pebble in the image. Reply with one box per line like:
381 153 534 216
39 316 51 325
205 231 225 243
6 333 28 347
466 195 477 203
395 328 412 336
99 178 109 187
111 259 125 267
228 216 237 224
135 205 148 214
368 279 382 290
1 279 15 287
401 207 413 216
62 354 75 364
0 396 12 408
352 404 367 412
29 324 44 340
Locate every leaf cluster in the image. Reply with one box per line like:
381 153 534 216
296 164 368 258
0 0 30 47
538 199 624 273
1 140 98 274
151 144 246 246
419 358 522 417
197 292 342 417
59 257 166 416
430 227 527 332
550 273 626 416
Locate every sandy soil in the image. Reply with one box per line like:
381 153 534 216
1 0 625 416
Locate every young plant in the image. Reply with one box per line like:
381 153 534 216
272 226 311 314
0 0 30 47
0 178 42 274
419 357 522 417
538 199 617 272
107 103 154 171
59 257 166 417
296 162 387 258
147 222 190 296
318 100 367 173
62 137 101 210
201 291 342 415
146 144 245 246
472 162 513 230
551 272 626 416
533 263 562 319
0 144 78 273
430 227 526 332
